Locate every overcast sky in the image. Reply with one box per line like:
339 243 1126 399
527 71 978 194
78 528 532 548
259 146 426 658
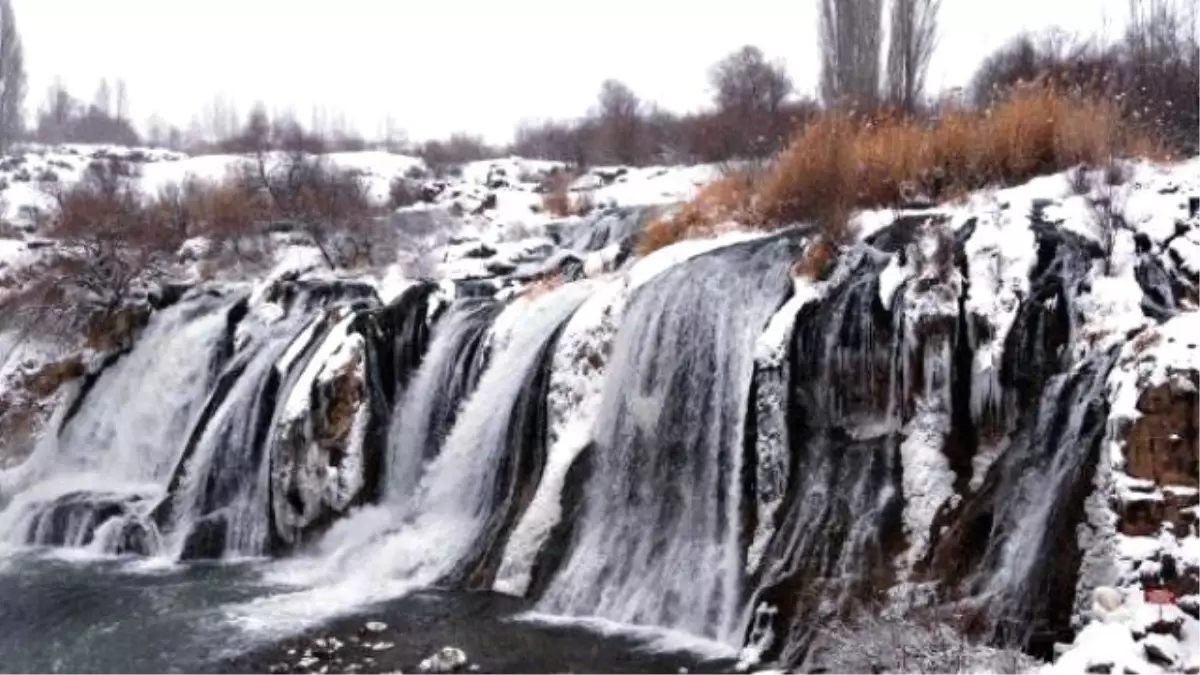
16 0 1135 144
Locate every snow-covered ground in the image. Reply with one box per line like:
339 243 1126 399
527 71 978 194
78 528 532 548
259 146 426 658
0 143 717 291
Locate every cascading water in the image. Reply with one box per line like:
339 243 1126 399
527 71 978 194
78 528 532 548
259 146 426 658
153 301 333 559
742 244 907 664
535 232 801 644
0 290 241 553
0 166 1193 675
938 347 1120 651
277 282 591 599
385 297 500 500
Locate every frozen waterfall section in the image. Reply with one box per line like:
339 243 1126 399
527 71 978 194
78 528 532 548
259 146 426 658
0 278 445 559
0 170 1197 673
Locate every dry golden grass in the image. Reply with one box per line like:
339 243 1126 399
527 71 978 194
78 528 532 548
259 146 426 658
640 83 1169 257
523 275 565 299
541 171 576 217
22 356 86 399
636 171 755 257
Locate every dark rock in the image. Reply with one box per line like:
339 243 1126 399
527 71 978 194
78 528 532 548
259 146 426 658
179 514 228 560
1144 641 1177 668
149 282 193 310
461 243 497 259
1145 617 1185 639
1123 375 1199 489
472 193 498 214
484 260 517 276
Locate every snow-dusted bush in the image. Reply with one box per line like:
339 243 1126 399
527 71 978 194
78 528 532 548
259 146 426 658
801 610 1040 674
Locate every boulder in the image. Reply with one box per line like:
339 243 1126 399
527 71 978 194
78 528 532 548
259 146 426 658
1124 372 1199 489
418 647 469 674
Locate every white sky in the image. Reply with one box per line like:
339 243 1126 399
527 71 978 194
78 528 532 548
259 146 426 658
15 0 1135 145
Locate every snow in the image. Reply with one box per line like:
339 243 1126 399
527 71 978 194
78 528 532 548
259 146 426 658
876 254 912 308
280 310 359 424
576 164 720 209
898 399 956 569
1073 230 1151 359
492 278 617 597
506 611 739 661
1066 302 1200 674
459 157 565 187
1043 620 1159 675
627 230 765 292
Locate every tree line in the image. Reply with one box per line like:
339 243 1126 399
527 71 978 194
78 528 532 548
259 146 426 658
0 0 1195 163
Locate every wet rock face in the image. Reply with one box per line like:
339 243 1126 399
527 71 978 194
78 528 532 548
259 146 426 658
1123 373 1199 490
271 330 370 550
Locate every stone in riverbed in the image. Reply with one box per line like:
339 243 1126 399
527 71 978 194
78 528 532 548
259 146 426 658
418 647 469 674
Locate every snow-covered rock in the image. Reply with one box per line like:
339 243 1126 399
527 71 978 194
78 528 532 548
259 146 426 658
417 647 469 674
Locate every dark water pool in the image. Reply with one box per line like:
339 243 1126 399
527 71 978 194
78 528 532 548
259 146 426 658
0 551 738 674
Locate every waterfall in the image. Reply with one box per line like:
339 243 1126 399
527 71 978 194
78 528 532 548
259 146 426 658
150 277 414 560
0 290 239 552
153 304 327 559
385 297 500 500
743 246 907 664
956 347 1119 648
0 165 1190 674
277 282 591 596
535 232 801 644
492 277 629 597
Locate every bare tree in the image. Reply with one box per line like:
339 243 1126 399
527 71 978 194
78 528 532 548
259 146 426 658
378 115 408 152
237 124 383 270
145 113 167 147
416 133 497 176
885 0 940 113
36 79 78 143
819 0 885 108
114 78 129 126
0 0 26 152
11 162 181 336
709 45 794 158
594 79 644 165
241 103 272 153
93 78 112 118
203 94 239 145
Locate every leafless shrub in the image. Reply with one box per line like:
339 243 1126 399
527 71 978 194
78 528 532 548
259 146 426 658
1084 160 1131 275
180 174 274 271
1067 165 1092 195
417 133 499 178
388 176 422 210
540 170 576 217
237 133 386 270
389 209 450 278
6 161 178 341
802 607 1040 674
